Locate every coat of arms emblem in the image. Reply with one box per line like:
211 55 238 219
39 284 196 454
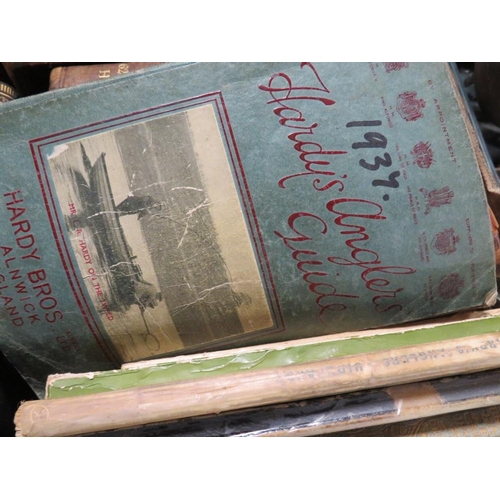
438 273 465 299
383 63 409 73
397 91 426 122
411 141 435 169
431 228 459 255
420 186 454 215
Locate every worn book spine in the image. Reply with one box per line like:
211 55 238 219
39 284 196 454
49 63 162 90
14 330 500 436
0 62 498 396
75 368 500 437
44 310 500 400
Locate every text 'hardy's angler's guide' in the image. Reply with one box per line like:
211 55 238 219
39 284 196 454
0 62 496 394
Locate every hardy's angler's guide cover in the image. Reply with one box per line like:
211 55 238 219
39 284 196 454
0 63 496 395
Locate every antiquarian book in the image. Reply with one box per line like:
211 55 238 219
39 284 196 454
14 321 500 437
43 309 500 400
0 62 497 397
69 367 500 437
49 63 163 90
14 313 500 436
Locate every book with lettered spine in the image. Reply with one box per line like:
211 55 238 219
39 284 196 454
0 62 497 397
42 309 500 401
75 368 500 437
48 62 163 90
14 316 500 436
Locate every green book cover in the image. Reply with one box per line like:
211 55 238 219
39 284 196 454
45 314 500 399
0 62 496 395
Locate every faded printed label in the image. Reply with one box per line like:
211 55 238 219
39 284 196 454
46 104 274 360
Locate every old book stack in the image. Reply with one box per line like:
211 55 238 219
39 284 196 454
12 315 500 436
2 62 500 436
37 364 500 437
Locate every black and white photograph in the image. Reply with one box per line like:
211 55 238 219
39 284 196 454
47 104 273 360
